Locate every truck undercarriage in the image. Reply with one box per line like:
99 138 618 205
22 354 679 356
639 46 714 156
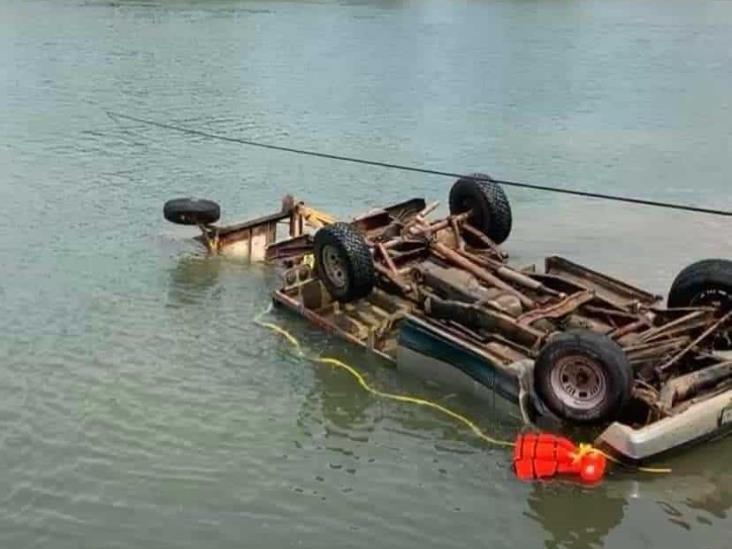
164 175 732 460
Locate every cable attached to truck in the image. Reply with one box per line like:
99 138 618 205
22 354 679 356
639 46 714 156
254 314 672 481
107 110 732 219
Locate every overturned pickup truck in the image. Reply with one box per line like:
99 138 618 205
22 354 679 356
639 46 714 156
163 174 732 461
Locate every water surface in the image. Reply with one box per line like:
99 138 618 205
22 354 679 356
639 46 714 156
1 1 731 548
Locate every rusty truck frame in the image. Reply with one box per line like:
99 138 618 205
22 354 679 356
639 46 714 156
164 176 732 461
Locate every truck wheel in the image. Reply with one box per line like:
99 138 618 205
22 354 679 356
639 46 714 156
669 259 732 349
668 259 732 311
314 222 375 302
164 198 220 226
449 173 512 245
534 330 632 424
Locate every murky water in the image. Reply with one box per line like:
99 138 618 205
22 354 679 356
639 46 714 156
1 0 731 547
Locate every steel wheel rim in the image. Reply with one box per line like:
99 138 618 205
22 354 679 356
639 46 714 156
321 244 347 289
550 355 607 410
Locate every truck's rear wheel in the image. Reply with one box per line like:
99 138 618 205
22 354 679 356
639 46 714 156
164 198 220 226
314 222 375 303
668 259 732 311
668 259 732 349
449 173 512 245
534 330 632 424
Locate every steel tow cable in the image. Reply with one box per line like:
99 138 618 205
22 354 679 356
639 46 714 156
106 110 732 219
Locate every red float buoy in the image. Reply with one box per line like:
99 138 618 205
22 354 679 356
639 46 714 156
513 433 607 484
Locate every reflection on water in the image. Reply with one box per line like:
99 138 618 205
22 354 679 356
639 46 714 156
652 442 731 527
166 253 223 307
303 351 377 435
527 483 627 549
525 441 732 548
682 479 730 521
296 332 522 452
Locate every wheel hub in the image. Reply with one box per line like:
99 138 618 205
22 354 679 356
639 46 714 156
321 244 347 289
459 198 487 228
550 355 607 411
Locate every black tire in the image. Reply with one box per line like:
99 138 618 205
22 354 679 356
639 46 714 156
314 222 375 303
164 198 220 226
669 259 732 349
534 330 633 425
668 259 732 311
448 173 512 245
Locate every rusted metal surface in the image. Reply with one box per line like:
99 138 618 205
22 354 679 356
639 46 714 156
374 262 413 295
609 318 651 341
516 290 595 327
265 234 313 263
273 288 396 362
425 295 546 348
657 311 732 373
455 249 562 298
461 222 506 258
659 361 732 411
432 242 536 308
376 243 402 283
638 310 712 342
545 255 660 309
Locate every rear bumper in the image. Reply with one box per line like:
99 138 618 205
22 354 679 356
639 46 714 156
596 390 732 461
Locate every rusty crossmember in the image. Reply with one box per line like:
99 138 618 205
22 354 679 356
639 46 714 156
516 290 595 327
656 311 732 374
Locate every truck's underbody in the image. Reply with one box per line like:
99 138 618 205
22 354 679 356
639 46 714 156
165 182 732 462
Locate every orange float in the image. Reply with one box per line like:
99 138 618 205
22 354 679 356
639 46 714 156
513 433 607 483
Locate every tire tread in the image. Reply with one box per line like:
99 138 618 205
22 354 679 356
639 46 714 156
314 222 375 302
448 173 512 244
668 259 732 309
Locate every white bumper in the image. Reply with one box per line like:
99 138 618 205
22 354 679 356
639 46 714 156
596 390 732 461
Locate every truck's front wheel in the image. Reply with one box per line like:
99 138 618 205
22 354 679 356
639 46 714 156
669 259 732 349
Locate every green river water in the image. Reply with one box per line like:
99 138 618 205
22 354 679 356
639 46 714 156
1 1 731 547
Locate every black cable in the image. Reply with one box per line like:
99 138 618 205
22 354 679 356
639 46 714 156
106 110 732 218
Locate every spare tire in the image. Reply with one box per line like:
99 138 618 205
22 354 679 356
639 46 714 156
534 330 633 425
164 198 220 226
449 173 512 245
668 259 732 311
314 222 375 303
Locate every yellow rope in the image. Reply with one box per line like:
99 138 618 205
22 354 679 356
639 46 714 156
571 443 670 474
255 320 512 447
256 318 670 474
315 357 515 448
257 322 302 351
